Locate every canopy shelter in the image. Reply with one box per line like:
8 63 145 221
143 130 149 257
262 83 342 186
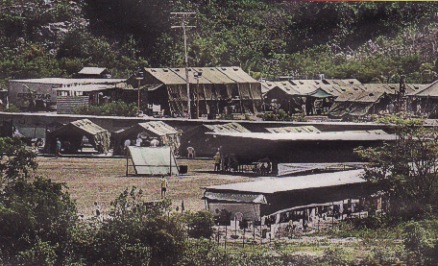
112 121 180 155
45 119 110 154
126 146 179 176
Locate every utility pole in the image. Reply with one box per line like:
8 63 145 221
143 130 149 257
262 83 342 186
171 12 196 119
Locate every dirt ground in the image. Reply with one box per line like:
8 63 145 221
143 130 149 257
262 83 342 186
36 156 252 216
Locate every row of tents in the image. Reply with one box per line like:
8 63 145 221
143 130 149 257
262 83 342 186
261 78 431 118
44 119 181 156
8 65 437 119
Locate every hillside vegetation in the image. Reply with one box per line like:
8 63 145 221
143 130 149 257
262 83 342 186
0 0 437 88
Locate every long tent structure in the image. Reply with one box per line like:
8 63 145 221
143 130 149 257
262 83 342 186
45 119 111 154
205 129 396 168
179 122 252 158
203 169 380 221
127 67 262 118
126 146 179 176
262 79 365 115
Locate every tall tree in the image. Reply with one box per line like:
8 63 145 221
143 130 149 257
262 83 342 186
355 117 438 218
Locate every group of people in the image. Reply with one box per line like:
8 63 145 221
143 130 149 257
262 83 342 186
123 135 161 153
254 161 272 175
212 147 240 172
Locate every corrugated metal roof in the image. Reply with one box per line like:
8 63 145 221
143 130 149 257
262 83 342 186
204 192 267 204
128 146 179 175
266 126 320 134
9 78 124 85
206 169 366 194
78 67 107 75
206 129 396 141
204 122 250 133
54 84 115 92
138 121 178 136
278 162 366 176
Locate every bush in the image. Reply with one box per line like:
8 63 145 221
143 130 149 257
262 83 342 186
186 211 215 239
73 100 138 116
84 187 186 266
0 177 77 264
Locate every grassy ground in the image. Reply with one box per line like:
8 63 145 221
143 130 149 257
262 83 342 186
35 157 252 216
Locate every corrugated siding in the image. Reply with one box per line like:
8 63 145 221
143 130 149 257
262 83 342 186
57 96 89 114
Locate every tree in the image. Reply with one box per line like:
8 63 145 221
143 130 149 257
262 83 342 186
355 117 438 218
0 177 78 264
0 137 38 183
185 210 214 239
85 187 186 266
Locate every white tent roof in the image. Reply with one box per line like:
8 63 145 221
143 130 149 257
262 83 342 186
206 129 396 141
206 169 365 194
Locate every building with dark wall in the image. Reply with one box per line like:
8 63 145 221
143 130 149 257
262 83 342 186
8 78 124 111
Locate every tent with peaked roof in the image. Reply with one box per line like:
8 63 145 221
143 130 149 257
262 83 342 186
406 80 438 117
45 119 110 154
112 121 180 155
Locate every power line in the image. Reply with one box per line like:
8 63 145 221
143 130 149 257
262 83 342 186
171 12 196 119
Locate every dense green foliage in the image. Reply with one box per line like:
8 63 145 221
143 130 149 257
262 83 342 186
0 1 437 90
0 137 38 182
355 118 438 218
73 100 138 116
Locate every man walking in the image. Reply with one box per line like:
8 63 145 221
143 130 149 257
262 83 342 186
161 176 168 198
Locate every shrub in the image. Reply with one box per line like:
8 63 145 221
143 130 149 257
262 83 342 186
186 211 215 239
0 177 77 264
84 187 186 266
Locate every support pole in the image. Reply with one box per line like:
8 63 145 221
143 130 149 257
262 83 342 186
171 12 196 119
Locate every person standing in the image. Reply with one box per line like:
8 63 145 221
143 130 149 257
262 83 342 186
213 151 221 171
161 176 168 198
150 137 160 147
123 139 131 154
55 138 62 158
136 136 143 147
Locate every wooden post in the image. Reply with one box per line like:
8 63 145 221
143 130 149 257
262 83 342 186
126 150 129 176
